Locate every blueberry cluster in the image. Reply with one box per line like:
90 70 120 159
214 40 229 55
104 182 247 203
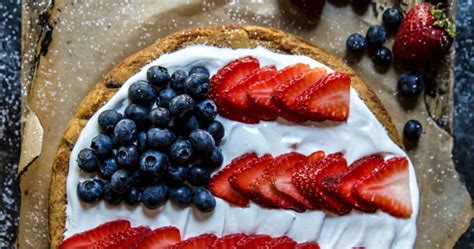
76 65 225 213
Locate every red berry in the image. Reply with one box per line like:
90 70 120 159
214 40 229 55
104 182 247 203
138 226 181 249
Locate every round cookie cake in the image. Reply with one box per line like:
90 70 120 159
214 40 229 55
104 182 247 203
49 25 419 249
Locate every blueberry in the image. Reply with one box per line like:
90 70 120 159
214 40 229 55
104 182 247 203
170 69 188 93
170 139 193 164
77 148 99 173
128 81 158 106
206 121 225 144
147 128 176 150
126 187 141 205
175 115 200 136
103 182 123 205
184 73 210 100
194 99 217 124
170 185 193 207
188 165 211 186
110 169 132 194
114 119 137 145
137 131 147 151
192 187 216 212
189 129 215 154
374 47 392 64
98 110 123 133
346 33 368 52
147 66 170 87
169 94 195 118
397 72 424 97
149 107 171 128
125 104 150 129
77 179 104 203
404 120 423 140
352 0 370 6
131 169 146 187
167 165 189 183
382 7 404 28
189 66 210 77
142 183 169 209
139 150 170 179
366 25 386 47
203 147 223 169
156 87 177 109
116 144 139 169
98 157 119 180
90 134 114 157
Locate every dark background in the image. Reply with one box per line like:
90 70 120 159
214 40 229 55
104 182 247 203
0 0 472 248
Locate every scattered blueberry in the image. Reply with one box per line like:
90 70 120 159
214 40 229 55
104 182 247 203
203 147 223 169
126 187 141 205
189 66 210 77
77 179 104 203
90 134 114 157
175 115 200 136
156 87 177 109
374 46 393 64
139 150 170 179
110 169 132 194
185 73 210 100
404 120 423 140
206 121 225 144
397 72 424 97
346 33 368 52
128 81 158 106
366 25 386 47
98 110 123 133
142 183 169 209
188 165 211 186
170 69 188 93
192 187 216 212
169 94 195 118
194 99 217 124
382 7 404 28
114 119 137 145
103 182 123 205
125 103 150 129
147 66 170 87
170 139 193 164
166 165 189 184
116 144 139 169
149 107 171 128
98 157 119 180
351 0 370 6
189 129 215 154
137 131 147 151
77 148 99 173
170 185 193 207
147 128 176 150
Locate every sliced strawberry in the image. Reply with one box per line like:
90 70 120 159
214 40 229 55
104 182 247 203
235 235 272 248
229 154 276 208
264 236 297 249
210 56 260 124
137 226 181 249
330 155 384 212
225 65 277 111
292 152 352 215
170 234 218 249
354 157 413 218
209 153 258 207
307 151 325 163
93 226 151 249
295 72 351 121
247 64 310 123
211 233 248 249
295 242 320 249
59 220 131 249
273 67 327 114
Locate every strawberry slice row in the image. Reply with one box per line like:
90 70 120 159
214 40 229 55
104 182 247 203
209 151 413 218
60 221 320 249
210 56 351 124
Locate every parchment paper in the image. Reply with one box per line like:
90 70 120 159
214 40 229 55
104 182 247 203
19 0 472 248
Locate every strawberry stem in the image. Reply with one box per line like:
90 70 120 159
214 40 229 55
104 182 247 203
430 4 456 38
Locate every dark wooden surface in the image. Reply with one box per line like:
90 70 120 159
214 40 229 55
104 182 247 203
0 0 472 248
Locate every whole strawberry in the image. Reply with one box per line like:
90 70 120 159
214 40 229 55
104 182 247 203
393 3 455 62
